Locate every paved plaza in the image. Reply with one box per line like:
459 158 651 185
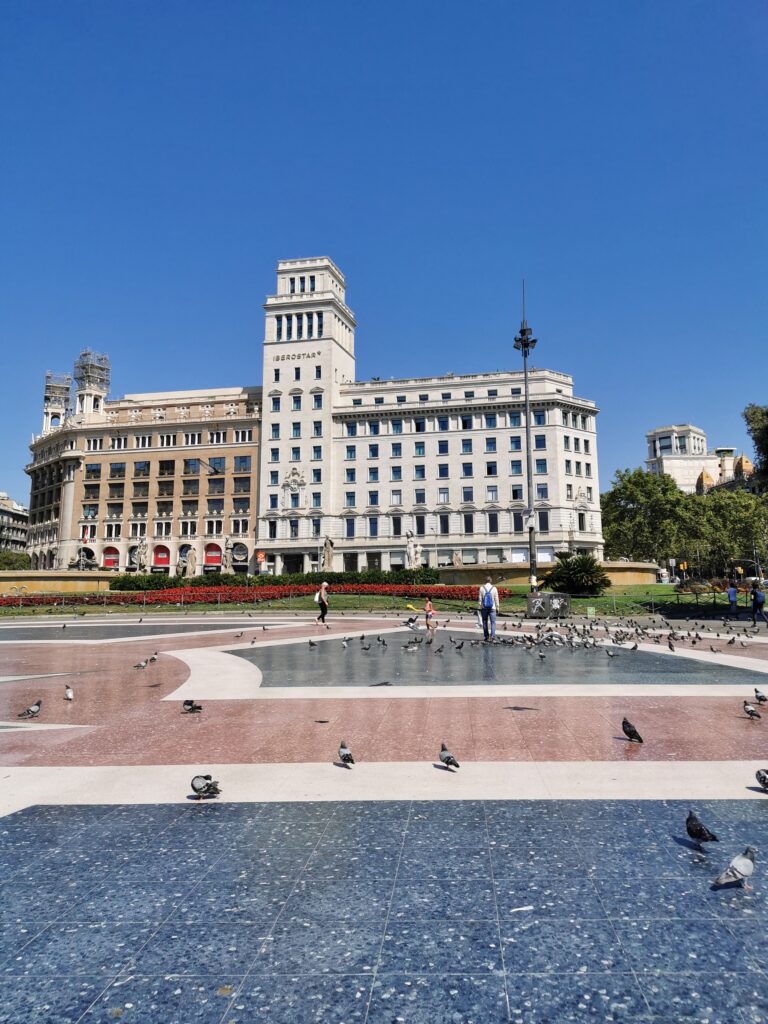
1 611 768 1022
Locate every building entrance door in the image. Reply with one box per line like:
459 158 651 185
282 554 304 575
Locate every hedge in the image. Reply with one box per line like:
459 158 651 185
108 567 440 592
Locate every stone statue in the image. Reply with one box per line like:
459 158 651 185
405 531 417 569
136 538 148 572
322 536 334 571
452 550 463 567
413 542 423 567
222 539 233 572
186 547 197 577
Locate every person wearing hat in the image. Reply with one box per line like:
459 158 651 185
315 581 330 627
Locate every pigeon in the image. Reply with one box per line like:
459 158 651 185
622 717 643 743
727 635 736 645
434 645 444 654
686 810 719 849
714 846 757 891
17 699 42 719
308 639 318 649
744 701 762 721
606 649 617 658
138 617 143 623
439 742 460 770
338 740 354 767
455 641 464 651
234 632 244 639
134 660 148 669
341 638 349 649
148 652 158 662
361 644 371 651
190 774 221 800
668 640 676 652
182 699 202 714
403 616 417 627
64 685 74 702
61 623 66 629
756 769 768 792
538 651 546 660
630 642 638 651
710 646 718 653
755 689 767 705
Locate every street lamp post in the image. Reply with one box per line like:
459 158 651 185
514 302 538 592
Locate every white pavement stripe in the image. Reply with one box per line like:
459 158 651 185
214 683 768 699
1 760 766 816
161 649 263 700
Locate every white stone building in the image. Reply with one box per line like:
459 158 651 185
645 424 739 494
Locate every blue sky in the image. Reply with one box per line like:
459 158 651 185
1 0 766 504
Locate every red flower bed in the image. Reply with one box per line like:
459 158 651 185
0 583 509 609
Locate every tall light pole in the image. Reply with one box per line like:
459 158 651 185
514 289 538 592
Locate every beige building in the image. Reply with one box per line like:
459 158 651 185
645 424 747 494
27 258 604 575
0 493 29 553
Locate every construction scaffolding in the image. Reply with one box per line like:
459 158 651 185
73 349 111 394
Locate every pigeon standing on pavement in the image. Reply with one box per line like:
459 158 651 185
756 769 768 792
64 685 74 702
754 688 767 706
17 699 42 719
714 847 757 891
182 700 202 714
439 742 460 770
134 659 148 669
686 810 719 850
622 717 643 743
744 701 762 721
338 740 355 767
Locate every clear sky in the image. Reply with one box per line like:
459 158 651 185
1 0 766 505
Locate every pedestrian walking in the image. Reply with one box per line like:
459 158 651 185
477 576 500 641
727 580 739 620
424 596 437 637
315 581 330 628
751 581 768 627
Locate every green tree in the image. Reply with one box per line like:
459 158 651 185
600 469 685 563
0 551 31 570
542 552 610 596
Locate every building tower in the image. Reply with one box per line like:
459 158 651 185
73 349 111 419
257 258 357 572
42 372 72 434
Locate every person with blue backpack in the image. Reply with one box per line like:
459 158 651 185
751 581 768 627
477 576 500 641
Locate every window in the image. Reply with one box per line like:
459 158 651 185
485 414 497 429
534 411 546 426
309 275 315 292
511 485 523 500
269 471 278 486
274 367 281 381
488 512 499 534
311 517 321 537
414 441 425 457
369 516 379 537
586 486 593 501
538 509 549 532
414 515 426 536
234 455 251 473
414 465 426 480
463 513 474 534
268 520 277 540
292 396 302 412
368 491 379 506
439 513 450 534
535 459 547 474
461 415 472 430
534 435 546 449
536 483 549 499
346 423 357 437
108 483 124 499
391 419 403 434
313 394 323 409
562 410 569 425
232 519 248 535
289 518 299 539
396 395 406 404
391 443 402 458
290 447 300 462
208 478 225 495
368 443 379 459
207 498 224 514
208 430 226 445
486 461 497 477
392 515 402 536
511 460 522 475
271 397 281 413
581 415 588 430
345 518 355 539
511 387 521 396
180 520 197 537
291 422 301 439
182 479 199 496
312 446 322 461
414 488 426 504
233 477 250 493
585 463 592 478
462 486 474 502
354 399 363 408
86 437 103 452
563 436 571 450
414 418 426 433
155 521 172 537
462 439 473 455
441 392 452 401
85 463 102 480
294 367 301 383
438 439 449 455
391 466 402 482
289 277 296 293
485 438 497 453
509 435 522 451
368 421 380 435
317 312 324 337
270 448 279 462
391 489 402 505
110 462 126 479
575 461 582 476
433 417 448 434
157 480 174 497
438 487 449 503
464 390 475 400
346 468 356 484
313 421 322 437
418 394 428 402
565 459 572 475
311 492 321 508
461 463 473 478
271 424 280 440
312 468 322 483
345 491 356 507
208 457 225 474
290 493 299 509
438 464 449 479
368 467 379 482
346 445 356 461
488 389 498 398
509 412 521 427
134 435 152 449
233 497 249 513
566 484 573 500
315 365 321 379
513 511 524 532
487 485 498 502
584 439 591 454
110 436 127 450
578 512 586 531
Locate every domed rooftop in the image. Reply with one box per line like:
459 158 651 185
734 454 754 478
696 469 714 493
